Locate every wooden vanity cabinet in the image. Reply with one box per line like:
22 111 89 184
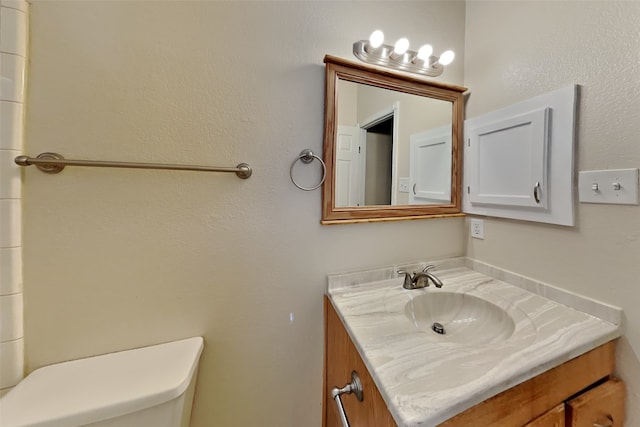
324 297 397 427
324 296 625 427
524 379 625 427
524 404 565 427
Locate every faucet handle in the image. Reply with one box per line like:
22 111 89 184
398 269 418 276
422 265 436 273
397 270 415 289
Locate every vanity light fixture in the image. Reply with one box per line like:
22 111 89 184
367 30 384 51
353 30 455 77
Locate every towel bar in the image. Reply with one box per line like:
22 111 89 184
15 152 252 179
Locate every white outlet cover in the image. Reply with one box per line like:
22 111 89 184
399 177 410 193
471 218 484 239
578 169 639 205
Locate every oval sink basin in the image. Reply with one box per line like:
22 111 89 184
404 292 515 345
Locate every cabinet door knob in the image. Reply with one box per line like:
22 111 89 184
593 414 614 427
331 371 363 427
533 181 542 204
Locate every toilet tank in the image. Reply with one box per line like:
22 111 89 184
0 337 204 427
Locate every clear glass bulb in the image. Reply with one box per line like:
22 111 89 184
439 50 455 65
393 38 410 55
417 44 433 61
369 30 384 49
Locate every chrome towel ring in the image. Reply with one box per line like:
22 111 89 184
290 149 326 191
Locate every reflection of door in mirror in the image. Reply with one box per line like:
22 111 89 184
335 115 394 207
336 79 453 206
335 125 362 206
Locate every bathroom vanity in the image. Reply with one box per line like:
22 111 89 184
323 259 624 427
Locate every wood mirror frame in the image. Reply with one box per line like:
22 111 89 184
321 55 467 224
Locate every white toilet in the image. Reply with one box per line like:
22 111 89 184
0 337 204 427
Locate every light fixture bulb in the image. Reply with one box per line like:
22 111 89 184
417 44 433 61
439 50 455 65
393 38 410 55
369 30 384 49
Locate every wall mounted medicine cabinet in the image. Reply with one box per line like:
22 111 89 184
463 85 578 226
321 55 467 224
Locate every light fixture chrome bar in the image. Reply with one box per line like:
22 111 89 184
14 152 252 179
353 40 444 77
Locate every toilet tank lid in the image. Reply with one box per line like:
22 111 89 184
0 337 204 427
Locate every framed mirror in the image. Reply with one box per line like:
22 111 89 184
321 55 467 224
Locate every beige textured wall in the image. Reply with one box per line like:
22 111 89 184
337 80 358 126
464 1 640 424
23 2 466 426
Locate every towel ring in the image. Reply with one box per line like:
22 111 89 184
290 149 326 191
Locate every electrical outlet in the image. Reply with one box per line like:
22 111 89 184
399 177 410 193
471 219 484 239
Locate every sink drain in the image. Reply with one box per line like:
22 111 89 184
432 322 446 335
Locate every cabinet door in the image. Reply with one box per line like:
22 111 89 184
524 404 564 427
324 297 396 427
467 107 549 209
566 379 625 427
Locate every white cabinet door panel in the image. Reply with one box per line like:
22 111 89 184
469 108 549 209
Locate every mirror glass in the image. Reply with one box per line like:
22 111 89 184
322 55 467 224
336 79 453 207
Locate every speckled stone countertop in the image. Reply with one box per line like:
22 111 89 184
327 258 621 427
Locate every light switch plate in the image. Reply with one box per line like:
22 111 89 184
578 168 639 205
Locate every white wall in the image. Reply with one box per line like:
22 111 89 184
464 1 640 424
22 2 466 426
0 0 27 395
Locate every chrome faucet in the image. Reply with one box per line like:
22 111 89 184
397 265 443 290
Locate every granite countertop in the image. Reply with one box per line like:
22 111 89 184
327 258 621 427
